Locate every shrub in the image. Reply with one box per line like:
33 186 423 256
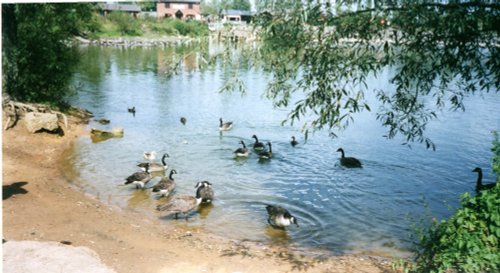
106 11 142 36
398 132 500 273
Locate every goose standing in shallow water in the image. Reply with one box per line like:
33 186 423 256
473 167 497 193
290 136 299 147
251 135 265 151
138 153 169 172
234 140 249 157
152 169 177 197
195 181 214 203
124 164 152 189
266 205 299 229
336 148 362 168
219 118 233 131
156 190 203 219
259 142 273 159
143 151 157 162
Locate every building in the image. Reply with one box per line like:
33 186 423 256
220 9 253 24
99 3 141 18
157 0 201 20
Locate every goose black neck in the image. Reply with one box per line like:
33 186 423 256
338 149 345 158
169 171 175 180
241 141 246 149
219 119 223 126
476 169 483 188
253 135 259 142
268 143 272 153
161 154 167 166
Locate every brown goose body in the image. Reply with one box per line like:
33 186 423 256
156 195 202 219
153 169 177 197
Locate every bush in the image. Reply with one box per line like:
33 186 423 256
398 132 500 273
106 12 142 36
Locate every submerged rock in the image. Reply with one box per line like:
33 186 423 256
90 128 124 142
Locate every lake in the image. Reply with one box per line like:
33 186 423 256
67 42 500 257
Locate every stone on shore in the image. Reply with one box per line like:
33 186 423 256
3 240 115 273
24 112 60 133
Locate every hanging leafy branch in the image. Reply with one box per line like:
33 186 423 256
250 0 500 148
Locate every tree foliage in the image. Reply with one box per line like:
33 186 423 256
2 3 94 106
253 0 500 148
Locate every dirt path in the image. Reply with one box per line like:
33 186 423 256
2 114 398 273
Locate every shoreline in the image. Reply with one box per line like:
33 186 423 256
2 113 399 272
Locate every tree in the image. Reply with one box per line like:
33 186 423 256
135 0 156 12
252 0 500 149
231 0 251 11
2 3 94 106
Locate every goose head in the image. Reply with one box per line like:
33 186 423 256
472 167 482 173
195 181 212 189
169 169 177 180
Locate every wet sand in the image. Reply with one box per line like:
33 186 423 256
2 114 398 273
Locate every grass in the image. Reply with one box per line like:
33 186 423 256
88 12 209 39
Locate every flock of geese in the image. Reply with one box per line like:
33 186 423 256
121 113 497 229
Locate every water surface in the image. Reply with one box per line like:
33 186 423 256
67 44 500 257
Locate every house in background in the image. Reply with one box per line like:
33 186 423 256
99 3 141 18
220 9 253 24
157 0 201 20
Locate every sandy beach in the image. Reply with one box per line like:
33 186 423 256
2 112 398 273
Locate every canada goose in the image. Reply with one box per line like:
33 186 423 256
252 135 265 151
291 136 299 147
336 148 362 168
124 164 152 189
219 118 233 131
473 167 496 193
180 117 187 125
138 153 169 172
195 181 214 203
156 190 203 219
143 151 157 162
234 140 249 157
259 142 273 159
266 205 299 229
128 107 136 114
152 169 177 197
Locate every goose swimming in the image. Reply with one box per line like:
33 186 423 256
336 148 362 168
259 142 273 159
219 118 233 131
266 205 299 229
234 140 249 157
473 167 497 193
251 135 265 151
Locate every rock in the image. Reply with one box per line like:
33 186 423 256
90 128 124 142
3 240 115 273
95 118 110 125
24 112 60 133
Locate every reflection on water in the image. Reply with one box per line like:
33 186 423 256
67 43 500 257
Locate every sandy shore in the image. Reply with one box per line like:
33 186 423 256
2 113 399 273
